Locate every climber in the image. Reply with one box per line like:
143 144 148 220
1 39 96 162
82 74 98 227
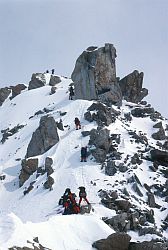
81 146 87 162
74 117 81 130
69 86 74 100
46 70 49 73
51 69 55 74
61 188 80 215
78 186 90 206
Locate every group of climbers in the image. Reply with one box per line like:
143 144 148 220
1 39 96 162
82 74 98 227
59 187 90 215
57 85 89 215
45 69 55 74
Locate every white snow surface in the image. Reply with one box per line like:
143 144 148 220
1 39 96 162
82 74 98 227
0 76 167 249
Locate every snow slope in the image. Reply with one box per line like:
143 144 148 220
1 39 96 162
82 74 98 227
0 75 167 249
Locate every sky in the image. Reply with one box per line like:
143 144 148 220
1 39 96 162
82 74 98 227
0 0 168 117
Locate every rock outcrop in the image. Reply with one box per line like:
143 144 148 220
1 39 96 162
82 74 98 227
28 73 46 90
84 102 117 126
119 70 148 103
26 116 59 158
19 158 38 186
150 149 168 167
92 232 131 250
10 84 27 99
93 233 167 250
49 75 61 86
152 122 166 140
71 43 122 105
0 87 11 106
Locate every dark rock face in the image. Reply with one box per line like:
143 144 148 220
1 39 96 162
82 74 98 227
106 213 130 232
92 232 131 250
92 148 107 163
43 176 54 190
49 75 61 86
10 84 26 99
50 86 57 94
9 237 52 250
131 107 154 117
119 70 148 103
150 149 168 167
1 124 25 143
129 241 168 250
147 192 156 208
26 116 59 158
71 43 122 105
89 128 111 151
45 157 54 176
84 102 117 126
105 161 117 176
19 158 38 186
0 87 11 106
89 128 111 163
152 122 166 140
115 200 132 212
28 73 46 90
132 183 143 197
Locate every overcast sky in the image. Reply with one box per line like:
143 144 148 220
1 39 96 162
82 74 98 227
0 0 168 117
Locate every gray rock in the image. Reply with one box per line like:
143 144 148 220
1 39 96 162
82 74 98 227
150 149 168 167
45 157 54 176
124 112 132 121
49 75 61 86
0 87 11 106
80 204 92 214
71 43 122 105
153 122 163 128
19 158 38 186
81 131 90 137
106 213 129 232
163 141 168 150
89 128 111 152
10 84 26 99
43 176 54 190
26 116 59 158
118 163 127 172
131 107 154 117
119 70 148 103
105 161 117 176
122 188 130 197
152 123 166 140
129 241 168 250
1 124 25 143
147 192 156 208
130 211 140 230
92 232 131 250
131 153 142 165
92 148 106 163
86 102 115 126
56 119 64 131
28 73 46 90
132 183 143 197
115 199 132 212
138 226 158 236
50 86 57 94
84 111 93 122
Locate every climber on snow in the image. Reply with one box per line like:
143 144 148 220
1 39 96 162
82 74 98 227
69 86 74 100
81 146 87 162
74 117 81 130
78 186 90 206
59 188 80 215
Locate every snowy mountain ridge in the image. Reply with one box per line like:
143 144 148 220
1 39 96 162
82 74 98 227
0 48 168 249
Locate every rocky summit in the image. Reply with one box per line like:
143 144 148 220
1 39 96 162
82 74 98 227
0 44 167 250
